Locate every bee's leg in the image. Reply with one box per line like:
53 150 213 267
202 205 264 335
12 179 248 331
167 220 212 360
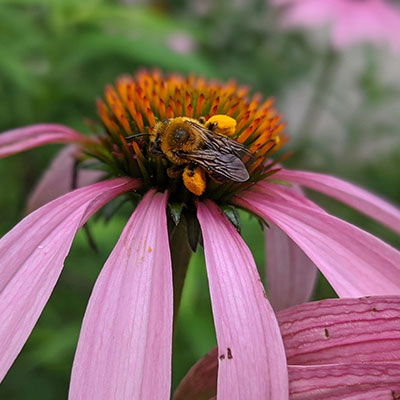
71 159 99 253
150 136 163 155
183 164 206 196
205 115 237 136
167 165 185 178
150 147 163 156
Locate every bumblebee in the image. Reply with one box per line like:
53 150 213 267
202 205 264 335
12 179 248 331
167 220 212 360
127 115 250 195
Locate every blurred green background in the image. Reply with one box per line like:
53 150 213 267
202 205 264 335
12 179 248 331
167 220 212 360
0 0 399 398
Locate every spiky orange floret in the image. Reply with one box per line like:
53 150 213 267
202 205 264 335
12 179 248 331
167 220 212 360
98 70 285 152
94 69 288 199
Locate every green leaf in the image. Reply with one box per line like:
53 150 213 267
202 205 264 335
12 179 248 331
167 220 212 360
168 202 185 226
185 211 201 252
221 204 241 233
100 195 129 223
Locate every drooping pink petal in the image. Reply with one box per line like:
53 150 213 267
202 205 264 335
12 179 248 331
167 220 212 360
278 296 400 365
176 358 400 400
0 124 91 158
69 190 172 400
234 184 400 298
263 184 319 311
197 200 288 400
0 177 139 382
175 357 400 400
288 363 400 400
274 169 400 234
173 348 218 400
25 145 104 213
174 296 400 399
266 223 317 311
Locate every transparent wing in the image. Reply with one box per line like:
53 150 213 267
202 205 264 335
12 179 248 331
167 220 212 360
178 150 249 182
187 120 252 158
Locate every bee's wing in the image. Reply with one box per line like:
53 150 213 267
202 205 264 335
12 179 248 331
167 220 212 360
181 121 250 182
206 132 252 159
178 150 249 182
210 153 250 182
187 121 252 158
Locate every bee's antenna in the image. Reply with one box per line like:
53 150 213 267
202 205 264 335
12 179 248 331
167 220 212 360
124 133 150 140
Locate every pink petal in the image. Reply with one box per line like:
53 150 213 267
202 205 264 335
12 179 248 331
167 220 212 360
0 178 139 382
0 124 90 158
278 296 400 365
281 0 338 28
289 363 400 400
176 357 400 400
25 145 104 213
197 200 288 400
277 0 400 53
332 5 384 49
266 223 317 311
173 348 218 400
274 169 400 234
234 184 400 298
331 0 400 53
175 296 400 399
69 190 172 400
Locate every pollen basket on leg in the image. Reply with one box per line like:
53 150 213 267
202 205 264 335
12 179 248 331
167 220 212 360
183 166 206 196
87 70 286 202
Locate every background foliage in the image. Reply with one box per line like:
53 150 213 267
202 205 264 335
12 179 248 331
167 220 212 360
0 0 399 398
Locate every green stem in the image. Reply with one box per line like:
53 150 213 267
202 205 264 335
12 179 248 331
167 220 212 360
169 217 192 333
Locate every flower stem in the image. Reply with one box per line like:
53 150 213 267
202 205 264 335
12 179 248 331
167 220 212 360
169 217 192 332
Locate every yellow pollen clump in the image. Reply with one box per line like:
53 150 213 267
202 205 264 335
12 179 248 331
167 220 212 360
182 166 206 196
206 115 237 137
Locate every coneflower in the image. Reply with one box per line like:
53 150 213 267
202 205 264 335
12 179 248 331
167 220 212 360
272 0 400 52
0 70 399 399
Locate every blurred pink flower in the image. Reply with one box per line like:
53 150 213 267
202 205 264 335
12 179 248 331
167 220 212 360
272 0 400 52
174 295 400 399
166 32 196 54
0 71 400 398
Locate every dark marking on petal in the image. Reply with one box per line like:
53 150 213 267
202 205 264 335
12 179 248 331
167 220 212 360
227 348 233 359
391 390 400 400
219 354 225 360
372 307 378 313
324 328 330 338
